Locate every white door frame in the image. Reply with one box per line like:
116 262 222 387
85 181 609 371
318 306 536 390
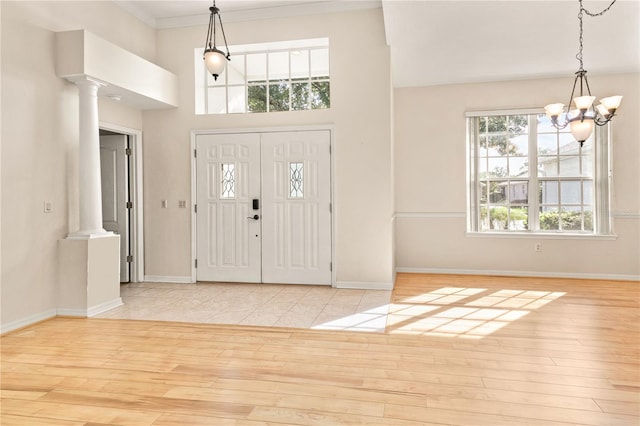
190 125 336 286
99 121 145 283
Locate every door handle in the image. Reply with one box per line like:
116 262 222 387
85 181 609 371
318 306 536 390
247 214 260 220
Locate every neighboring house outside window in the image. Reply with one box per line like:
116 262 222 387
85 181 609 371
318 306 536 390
467 110 612 235
195 38 330 115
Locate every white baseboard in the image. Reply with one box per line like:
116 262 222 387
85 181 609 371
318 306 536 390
88 298 123 317
336 281 394 290
1 309 57 334
144 275 193 283
396 267 640 282
56 308 89 317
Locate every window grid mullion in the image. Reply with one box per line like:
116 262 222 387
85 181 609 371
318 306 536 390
529 114 539 231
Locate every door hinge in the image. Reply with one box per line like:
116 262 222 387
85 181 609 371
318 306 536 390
126 201 133 209
329 203 332 213
126 255 133 263
194 149 197 158
329 145 332 154
330 261 332 271
125 148 132 156
194 204 197 213
195 259 198 268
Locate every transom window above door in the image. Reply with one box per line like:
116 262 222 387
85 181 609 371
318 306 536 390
195 38 330 115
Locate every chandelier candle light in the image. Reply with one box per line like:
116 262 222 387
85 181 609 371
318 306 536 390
203 0 231 80
544 0 622 147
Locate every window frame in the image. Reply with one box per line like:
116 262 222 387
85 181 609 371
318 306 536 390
466 108 614 237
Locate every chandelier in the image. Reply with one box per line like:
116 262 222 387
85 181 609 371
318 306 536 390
544 0 622 147
203 0 230 81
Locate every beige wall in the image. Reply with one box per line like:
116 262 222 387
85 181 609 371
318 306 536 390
0 1 154 329
143 8 395 287
394 73 640 279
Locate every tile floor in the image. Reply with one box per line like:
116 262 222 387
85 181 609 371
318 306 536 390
96 282 392 332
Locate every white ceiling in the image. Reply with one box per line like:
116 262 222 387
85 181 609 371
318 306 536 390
114 0 640 88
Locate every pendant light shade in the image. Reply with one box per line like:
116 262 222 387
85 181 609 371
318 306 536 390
570 117 595 145
204 48 227 78
202 0 230 81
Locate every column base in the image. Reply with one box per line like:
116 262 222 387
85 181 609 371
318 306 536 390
58 234 122 316
66 230 113 240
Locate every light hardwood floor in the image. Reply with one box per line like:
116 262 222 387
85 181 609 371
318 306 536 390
1 273 639 425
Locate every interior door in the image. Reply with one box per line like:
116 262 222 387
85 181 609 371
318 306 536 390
100 134 129 282
196 133 262 283
261 131 332 284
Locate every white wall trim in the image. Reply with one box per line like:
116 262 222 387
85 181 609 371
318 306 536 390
56 308 89 317
395 212 465 218
1 309 57 334
336 281 394 290
396 267 640 282
144 275 194 284
88 297 123 317
613 212 640 219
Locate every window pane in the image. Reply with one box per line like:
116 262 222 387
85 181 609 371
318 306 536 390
489 181 507 204
289 162 304 198
479 182 488 203
486 116 507 132
583 181 593 205
508 181 528 204
488 157 507 177
538 133 557 155
479 135 488 156
207 87 226 114
311 81 330 108
509 207 528 230
487 135 508 156
291 81 310 110
221 163 235 199
540 207 560 230
310 48 329 78
538 156 558 177
478 157 488 177
559 155 581 177
537 114 558 133
581 151 593 177
246 53 266 82
508 115 528 134
540 180 559 205
561 207 582 231
248 85 267 113
489 206 508 230
228 86 246 113
291 50 310 79
268 51 289 81
480 206 490 231
227 55 245 85
560 181 581 204
508 157 528 177
269 82 290 112
558 132 577 153
584 208 594 231
509 134 528 156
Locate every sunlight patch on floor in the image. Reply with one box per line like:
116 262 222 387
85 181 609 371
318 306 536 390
386 287 566 338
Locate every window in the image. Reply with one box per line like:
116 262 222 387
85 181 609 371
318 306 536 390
195 38 330 115
467 110 612 235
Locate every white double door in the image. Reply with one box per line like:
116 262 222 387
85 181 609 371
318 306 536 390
196 130 331 285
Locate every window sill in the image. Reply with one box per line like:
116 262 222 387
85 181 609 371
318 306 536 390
465 231 617 241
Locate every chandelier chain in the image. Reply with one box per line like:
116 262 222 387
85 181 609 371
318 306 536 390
576 0 617 70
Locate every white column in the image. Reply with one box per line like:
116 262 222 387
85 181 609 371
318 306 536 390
74 77 108 237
